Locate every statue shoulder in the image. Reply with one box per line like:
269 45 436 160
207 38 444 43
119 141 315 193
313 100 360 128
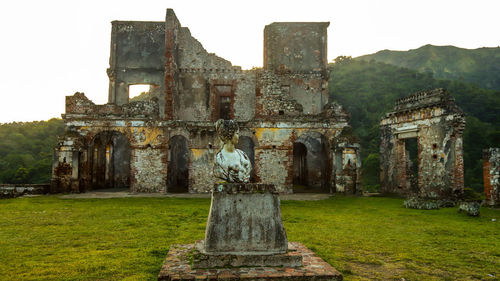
236 149 250 161
215 150 224 161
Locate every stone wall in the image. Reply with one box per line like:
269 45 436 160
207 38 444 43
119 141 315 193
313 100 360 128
262 22 329 116
0 184 49 199
107 21 166 110
483 148 500 206
131 146 167 192
189 148 216 193
175 69 256 122
255 149 291 193
264 22 329 73
380 89 465 199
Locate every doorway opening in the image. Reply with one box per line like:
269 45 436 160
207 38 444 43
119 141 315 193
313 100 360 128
90 131 130 189
167 135 189 193
405 138 419 192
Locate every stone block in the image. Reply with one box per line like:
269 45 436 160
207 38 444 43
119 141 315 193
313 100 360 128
458 201 481 216
192 241 303 268
204 183 288 255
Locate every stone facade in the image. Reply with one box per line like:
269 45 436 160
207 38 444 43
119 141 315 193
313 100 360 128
483 148 500 206
380 88 465 199
52 9 361 194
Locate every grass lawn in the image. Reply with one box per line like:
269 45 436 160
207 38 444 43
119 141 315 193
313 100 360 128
0 195 498 280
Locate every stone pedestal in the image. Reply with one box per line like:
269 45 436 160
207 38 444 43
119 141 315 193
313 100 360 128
158 183 342 280
204 183 288 255
158 242 342 280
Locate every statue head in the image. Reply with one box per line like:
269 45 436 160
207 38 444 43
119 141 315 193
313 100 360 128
215 119 239 145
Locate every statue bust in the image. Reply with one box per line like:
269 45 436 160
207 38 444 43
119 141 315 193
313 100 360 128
213 119 252 183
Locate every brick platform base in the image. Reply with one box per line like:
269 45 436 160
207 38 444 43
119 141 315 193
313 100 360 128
158 242 342 280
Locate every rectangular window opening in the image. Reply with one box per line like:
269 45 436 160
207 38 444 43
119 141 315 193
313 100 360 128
128 84 159 102
219 96 232 120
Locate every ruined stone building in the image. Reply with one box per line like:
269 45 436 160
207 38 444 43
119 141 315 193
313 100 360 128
483 148 499 206
51 9 361 194
380 88 465 199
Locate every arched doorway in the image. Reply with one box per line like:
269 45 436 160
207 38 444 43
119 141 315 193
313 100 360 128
293 142 307 186
90 131 130 189
292 132 330 193
236 136 255 181
167 135 189 193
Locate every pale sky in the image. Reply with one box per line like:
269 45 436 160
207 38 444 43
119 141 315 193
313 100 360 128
0 0 498 123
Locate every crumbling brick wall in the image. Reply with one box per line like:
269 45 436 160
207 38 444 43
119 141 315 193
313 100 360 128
483 148 500 206
380 89 465 199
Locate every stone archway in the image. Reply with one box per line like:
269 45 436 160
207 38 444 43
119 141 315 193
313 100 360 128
293 142 308 186
293 132 330 193
90 131 131 189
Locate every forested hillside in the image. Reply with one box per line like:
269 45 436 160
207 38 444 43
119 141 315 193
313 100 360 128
0 119 64 184
357 45 500 90
329 56 500 192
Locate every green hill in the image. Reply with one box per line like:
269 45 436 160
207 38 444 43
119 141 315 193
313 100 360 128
0 118 64 184
329 57 500 192
357 45 500 90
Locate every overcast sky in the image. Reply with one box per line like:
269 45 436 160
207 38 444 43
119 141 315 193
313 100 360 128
0 0 498 123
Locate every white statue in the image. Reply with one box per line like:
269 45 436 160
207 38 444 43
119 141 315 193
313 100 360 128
213 119 252 183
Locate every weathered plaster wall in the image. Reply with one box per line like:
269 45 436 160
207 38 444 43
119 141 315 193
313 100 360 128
288 74 328 115
108 21 165 109
262 22 329 115
175 70 256 122
264 22 329 72
380 89 465 199
483 148 500 206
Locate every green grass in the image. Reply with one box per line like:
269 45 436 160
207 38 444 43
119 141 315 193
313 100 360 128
0 196 498 280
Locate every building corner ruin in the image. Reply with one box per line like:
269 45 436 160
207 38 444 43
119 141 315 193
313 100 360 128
380 88 465 200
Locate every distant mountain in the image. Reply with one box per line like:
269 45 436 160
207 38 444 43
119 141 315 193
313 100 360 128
357 45 500 90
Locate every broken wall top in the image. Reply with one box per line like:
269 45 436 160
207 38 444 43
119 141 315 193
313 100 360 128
264 22 329 73
65 92 159 118
72 9 346 122
110 21 165 69
391 88 463 114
